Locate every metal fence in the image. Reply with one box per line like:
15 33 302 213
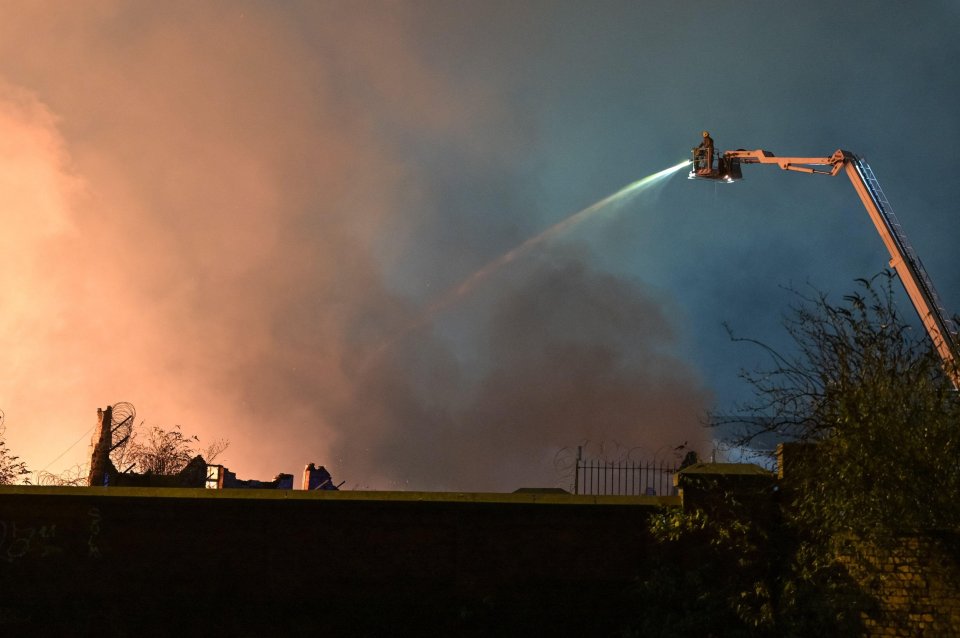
574 458 678 496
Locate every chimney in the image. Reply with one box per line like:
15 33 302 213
87 406 114 487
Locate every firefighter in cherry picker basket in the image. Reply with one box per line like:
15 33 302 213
694 130 714 174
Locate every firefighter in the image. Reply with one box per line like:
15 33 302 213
696 130 714 174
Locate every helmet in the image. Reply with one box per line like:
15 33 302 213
702 130 710 137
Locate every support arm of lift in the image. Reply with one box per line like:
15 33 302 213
722 148 960 389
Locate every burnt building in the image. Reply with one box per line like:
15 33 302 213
88 404 296 490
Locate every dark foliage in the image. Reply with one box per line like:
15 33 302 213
631 273 960 635
125 424 229 475
0 412 29 485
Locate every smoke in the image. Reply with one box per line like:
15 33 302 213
347 250 710 490
0 2 710 490
394 161 692 347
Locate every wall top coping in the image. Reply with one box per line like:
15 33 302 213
677 462 774 477
0 485 681 507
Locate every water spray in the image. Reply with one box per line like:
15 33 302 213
366 159 691 364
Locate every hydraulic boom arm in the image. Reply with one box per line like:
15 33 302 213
722 148 960 389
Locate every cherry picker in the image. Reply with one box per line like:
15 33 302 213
690 137 960 389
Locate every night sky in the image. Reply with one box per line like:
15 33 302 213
1 2 957 490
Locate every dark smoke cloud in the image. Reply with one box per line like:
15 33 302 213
461 253 709 489
332 249 709 491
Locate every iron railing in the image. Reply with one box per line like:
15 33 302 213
574 457 678 496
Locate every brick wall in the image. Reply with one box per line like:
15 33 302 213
837 533 960 637
0 486 676 635
778 444 960 636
